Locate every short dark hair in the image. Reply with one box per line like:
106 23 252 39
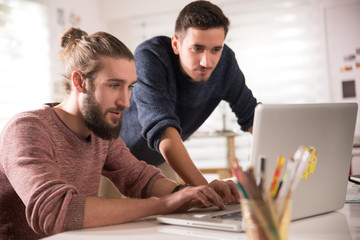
174 1 230 40
59 27 134 93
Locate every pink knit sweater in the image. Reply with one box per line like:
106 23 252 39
0 105 164 239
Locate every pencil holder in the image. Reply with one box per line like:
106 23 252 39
240 197 291 240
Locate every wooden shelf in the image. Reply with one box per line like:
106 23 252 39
191 131 240 180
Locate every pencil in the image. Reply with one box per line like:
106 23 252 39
270 156 285 198
246 167 263 200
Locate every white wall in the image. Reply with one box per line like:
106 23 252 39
98 0 193 21
40 0 108 101
323 0 360 137
99 0 193 52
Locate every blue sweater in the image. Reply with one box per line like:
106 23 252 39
120 36 257 166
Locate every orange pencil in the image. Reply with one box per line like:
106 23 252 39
269 156 285 198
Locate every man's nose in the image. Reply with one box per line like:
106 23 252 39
116 89 131 109
200 51 211 67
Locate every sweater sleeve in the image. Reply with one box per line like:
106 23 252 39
102 137 165 198
221 45 257 131
0 114 86 235
134 42 181 151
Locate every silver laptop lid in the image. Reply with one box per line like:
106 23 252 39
250 103 358 220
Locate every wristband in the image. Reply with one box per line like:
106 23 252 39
171 184 191 193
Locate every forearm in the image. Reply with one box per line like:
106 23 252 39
159 127 208 186
83 177 179 228
83 196 162 228
150 177 178 196
171 154 207 186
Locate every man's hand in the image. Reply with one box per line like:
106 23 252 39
159 185 225 214
208 179 240 204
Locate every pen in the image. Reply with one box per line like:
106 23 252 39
258 156 266 196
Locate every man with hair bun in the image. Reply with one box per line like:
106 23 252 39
121 1 258 186
0 27 238 239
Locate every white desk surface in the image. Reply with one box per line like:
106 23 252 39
45 203 360 240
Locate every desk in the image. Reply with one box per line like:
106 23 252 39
45 203 360 240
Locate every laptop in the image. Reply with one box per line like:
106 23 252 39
250 102 358 220
157 102 358 231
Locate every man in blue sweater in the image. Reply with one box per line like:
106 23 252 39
120 1 257 187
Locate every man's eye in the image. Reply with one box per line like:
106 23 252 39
109 84 119 88
192 47 203 53
212 48 222 54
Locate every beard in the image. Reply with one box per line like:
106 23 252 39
81 89 124 140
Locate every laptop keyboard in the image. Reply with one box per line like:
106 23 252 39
212 211 242 221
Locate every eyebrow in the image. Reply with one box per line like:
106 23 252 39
192 44 223 49
107 79 138 85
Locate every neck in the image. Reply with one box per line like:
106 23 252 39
53 95 91 139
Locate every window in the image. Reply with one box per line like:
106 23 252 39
224 0 328 104
199 0 329 134
0 0 50 131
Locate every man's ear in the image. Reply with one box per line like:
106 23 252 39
72 71 86 93
171 35 180 55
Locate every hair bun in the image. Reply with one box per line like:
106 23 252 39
60 27 88 48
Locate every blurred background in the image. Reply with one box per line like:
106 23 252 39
1 0 359 177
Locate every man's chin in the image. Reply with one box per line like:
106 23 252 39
190 77 210 83
190 72 212 82
89 122 122 140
